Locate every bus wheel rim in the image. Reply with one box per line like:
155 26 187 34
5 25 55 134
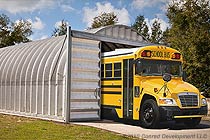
143 104 154 123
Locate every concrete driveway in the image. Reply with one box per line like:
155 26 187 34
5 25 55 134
74 119 210 140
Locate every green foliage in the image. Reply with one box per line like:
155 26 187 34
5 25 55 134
166 0 210 96
132 15 150 41
150 20 163 44
0 14 32 48
90 12 118 29
132 15 165 44
161 28 170 46
52 19 68 37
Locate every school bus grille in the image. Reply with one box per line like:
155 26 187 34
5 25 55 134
178 93 198 107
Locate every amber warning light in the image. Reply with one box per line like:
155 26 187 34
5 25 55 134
141 50 151 57
172 53 181 59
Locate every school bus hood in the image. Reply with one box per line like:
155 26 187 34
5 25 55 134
141 77 199 95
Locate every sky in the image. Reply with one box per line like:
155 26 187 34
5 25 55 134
0 0 171 40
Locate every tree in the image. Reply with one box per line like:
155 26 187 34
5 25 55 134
132 15 165 44
166 0 210 96
132 15 149 41
52 20 68 37
0 14 32 48
161 27 170 46
90 12 118 29
150 19 163 44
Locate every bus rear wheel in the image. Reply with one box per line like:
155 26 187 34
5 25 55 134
183 117 201 127
140 99 160 128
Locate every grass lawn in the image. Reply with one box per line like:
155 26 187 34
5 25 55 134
0 114 139 140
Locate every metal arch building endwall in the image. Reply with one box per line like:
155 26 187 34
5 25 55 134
0 30 101 122
0 36 68 121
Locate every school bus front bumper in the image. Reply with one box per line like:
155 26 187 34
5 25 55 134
159 106 208 121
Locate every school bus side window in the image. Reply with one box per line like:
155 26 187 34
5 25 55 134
105 63 112 77
114 63 121 77
101 64 104 78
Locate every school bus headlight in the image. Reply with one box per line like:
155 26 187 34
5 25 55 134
201 98 207 106
159 98 177 106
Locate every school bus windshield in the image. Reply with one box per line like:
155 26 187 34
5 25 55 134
139 59 182 77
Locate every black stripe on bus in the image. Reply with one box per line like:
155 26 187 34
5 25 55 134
102 52 133 58
101 78 122 81
101 105 121 109
101 91 121 94
101 85 122 88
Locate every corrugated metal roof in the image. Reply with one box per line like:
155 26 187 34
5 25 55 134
0 35 67 120
84 26 105 34
0 35 66 82
85 24 146 43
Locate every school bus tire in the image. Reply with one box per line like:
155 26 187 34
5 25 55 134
140 99 160 128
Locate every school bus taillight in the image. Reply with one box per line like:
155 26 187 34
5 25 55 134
172 53 181 59
141 50 151 57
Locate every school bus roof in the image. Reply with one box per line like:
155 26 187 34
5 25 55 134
102 47 140 57
101 45 183 61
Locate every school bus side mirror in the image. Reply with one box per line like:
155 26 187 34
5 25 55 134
136 60 143 75
182 71 187 81
163 73 172 82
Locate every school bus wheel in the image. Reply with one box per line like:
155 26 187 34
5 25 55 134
140 99 160 128
183 117 201 127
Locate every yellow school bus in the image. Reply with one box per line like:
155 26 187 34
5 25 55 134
101 45 208 128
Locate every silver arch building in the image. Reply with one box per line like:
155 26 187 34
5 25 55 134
0 25 148 122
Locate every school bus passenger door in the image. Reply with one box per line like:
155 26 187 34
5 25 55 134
123 59 134 118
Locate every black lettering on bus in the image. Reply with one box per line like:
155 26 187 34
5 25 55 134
164 52 170 58
151 51 156 57
151 51 170 58
159 51 163 57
